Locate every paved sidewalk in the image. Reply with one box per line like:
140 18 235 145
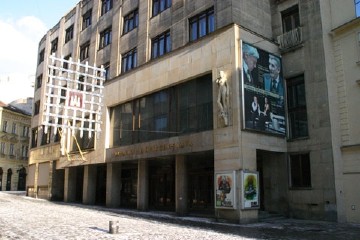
0 192 360 239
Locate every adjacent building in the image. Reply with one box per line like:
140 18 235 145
0 101 30 191
28 0 360 223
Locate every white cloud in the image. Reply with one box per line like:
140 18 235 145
0 16 46 103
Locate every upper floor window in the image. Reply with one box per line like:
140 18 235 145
22 145 29 158
65 25 74 43
101 0 113 16
152 30 171 59
60 86 67 104
122 48 137 73
51 38 58 54
152 0 172 17
34 100 40 115
0 142 5 154
22 126 29 137
123 9 139 34
9 144 14 156
2 121 7 132
80 41 90 61
36 74 43 89
282 5 300 33
38 49 45 65
41 126 51 146
356 0 360 17
99 27 112 49
31 128 38 148
82 9 92 30
289 153 311 188
104 62 110 80
11 123 16 134
63 55 71 69
287 75 308 139
189 7 215 42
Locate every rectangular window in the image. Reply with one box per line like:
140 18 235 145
99 26 112 49
41 126 51 146
80 41 90 61
122 48 137 73
289 153 311 188
282 5 300 33
356 0 360 17
287 75 308 139
189 7 215 42
152 30 171 59
2 121 8 132
9 144 14 156
22 145 29 158
31 128 38 148
51 38 58 54
152 0 172 17
65 25 74 43
101 0 113 16
63 55 71 69
82 9 92 30
36 74 43 89
0 142 5 154
34 100 40 115
11 123 16 134
22 126 29 137
104 62 110 80
60 86 67 104
38 49 45 65
123 9 139 34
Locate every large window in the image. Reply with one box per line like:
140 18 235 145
282 5 300 33
152 0 171 17
123 9 139 34
51 38 58 54
11 123 16 134
110 74 213 146
121 48 137 73
0 142 5 154
289 153 311 188
9 144 14 156
2 121 7 132
152 30 171 59
101 0 113 16
65 25 74 43
189 7 215 42
287 75 308 139
82 9 92 30
99 27 112 49
41 126 51 146
80 41 90 61
356 0 360 17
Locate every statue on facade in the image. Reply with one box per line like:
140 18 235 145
216 71 229 126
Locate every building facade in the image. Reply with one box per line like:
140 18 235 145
29 0 360 223
0 101 30 191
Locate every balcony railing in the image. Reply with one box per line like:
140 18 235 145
277 27 303 50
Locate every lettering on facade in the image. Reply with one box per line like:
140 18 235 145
114 141 193 157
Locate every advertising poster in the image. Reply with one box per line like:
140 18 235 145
241 41 286 135
242 171 259 209
215 171 236 209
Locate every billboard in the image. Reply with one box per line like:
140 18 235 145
241 41 286 135
215 171 236 209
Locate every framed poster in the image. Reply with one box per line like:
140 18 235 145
241 41 286 136
241 170 260 209
215 171 236 209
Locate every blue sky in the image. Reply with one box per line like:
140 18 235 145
0 0 79 103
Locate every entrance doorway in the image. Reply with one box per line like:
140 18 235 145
17 167 26 191
6 169 12 191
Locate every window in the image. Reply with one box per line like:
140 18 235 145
82 9 92 30
152 0 171 17
101 0 113 16
122 48 137 73
63 55 71 69
21 145 28 158
51 38 58 54
289 153 311 188
34 100 40 115
287 75 308 139
38 49 45 65
65 25 74 43
2 121 7 132
104 62 110 80
80 41 90 61
36 74 43 89
41 126 51 146
60 86 67 104
0 142 5 154
189 7 215 42
11 123 16 134
31 128 38 148
22 126 29 137
99 27 112 49
9 144 14 156
123 9 139 34
282 5 300 33
152 30 171 59
356 0 360 17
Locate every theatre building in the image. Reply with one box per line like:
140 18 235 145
29 0 360 223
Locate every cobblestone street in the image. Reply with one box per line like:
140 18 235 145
1 192 360 240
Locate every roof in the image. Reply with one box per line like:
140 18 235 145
0 101 31 116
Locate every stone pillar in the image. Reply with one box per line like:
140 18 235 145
106 163 121 208
64 167 76 202
137 160 148 211
175 155 187 215
83 165 97 205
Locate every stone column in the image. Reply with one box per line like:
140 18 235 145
83 165 97 205
64 167 76 202
137 160 148 211
175 155 187 215
106 163 121 208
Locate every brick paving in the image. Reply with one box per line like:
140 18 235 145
0 192 360 240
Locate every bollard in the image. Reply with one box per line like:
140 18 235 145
109 220 119 234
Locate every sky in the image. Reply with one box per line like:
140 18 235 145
0 0 79 104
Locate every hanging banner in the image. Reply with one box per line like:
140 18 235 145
215 171 236 209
